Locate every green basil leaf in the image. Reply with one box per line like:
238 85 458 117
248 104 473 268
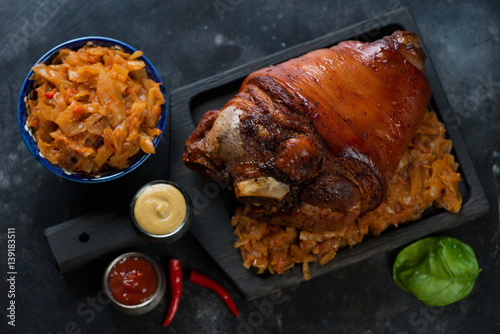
393 236 481 306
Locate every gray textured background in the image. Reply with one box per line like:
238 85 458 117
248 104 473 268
1 0 499 333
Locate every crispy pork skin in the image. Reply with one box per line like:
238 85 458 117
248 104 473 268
183 31 432 232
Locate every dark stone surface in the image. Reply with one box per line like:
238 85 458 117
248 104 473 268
1 0 499 333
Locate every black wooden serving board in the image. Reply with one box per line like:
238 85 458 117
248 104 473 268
167 7 489 300
45 211 145 273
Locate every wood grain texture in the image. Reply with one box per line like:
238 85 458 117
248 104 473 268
168 8 489 300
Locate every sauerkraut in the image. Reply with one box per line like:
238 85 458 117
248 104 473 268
26 44 165 175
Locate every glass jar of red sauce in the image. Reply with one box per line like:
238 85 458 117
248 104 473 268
103 252 166 315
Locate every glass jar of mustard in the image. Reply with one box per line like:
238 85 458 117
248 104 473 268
130 180 192 244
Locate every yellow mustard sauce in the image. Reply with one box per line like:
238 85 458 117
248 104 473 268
133 183 187 235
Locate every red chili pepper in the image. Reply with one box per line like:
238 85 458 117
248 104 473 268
188 270 239 318
162 259 182 327
44 88 57 99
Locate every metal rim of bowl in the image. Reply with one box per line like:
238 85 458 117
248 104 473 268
102 251 166 315
130 180 193 244
17 36 168 183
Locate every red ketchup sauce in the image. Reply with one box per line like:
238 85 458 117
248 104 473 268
108 256 158 305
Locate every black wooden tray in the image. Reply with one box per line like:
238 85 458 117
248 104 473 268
167 7 489 300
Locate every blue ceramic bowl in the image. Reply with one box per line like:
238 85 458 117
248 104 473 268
18 37 168 183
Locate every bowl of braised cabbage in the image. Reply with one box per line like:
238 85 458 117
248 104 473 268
18 37 167 183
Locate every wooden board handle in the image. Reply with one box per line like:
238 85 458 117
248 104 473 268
44 210 145 273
